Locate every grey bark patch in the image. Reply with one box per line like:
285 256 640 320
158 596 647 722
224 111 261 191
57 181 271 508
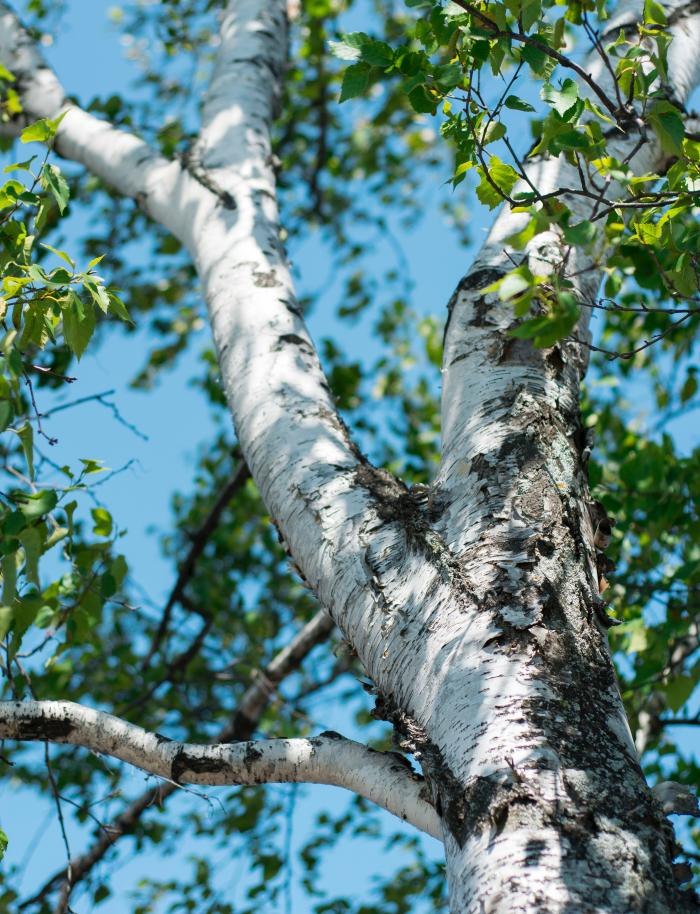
243 742 264 767
469 296 500 328
443 267 508 343
496 432 540 469
499 336 543 367
252 269 281 288
354 464 428 536
280 295 303 318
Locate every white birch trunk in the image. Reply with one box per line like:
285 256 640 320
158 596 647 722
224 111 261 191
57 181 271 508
1 0 700 911
431 5 700 911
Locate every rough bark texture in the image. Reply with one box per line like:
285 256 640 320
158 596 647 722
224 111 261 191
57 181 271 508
1 0 700 912
428 6 700 910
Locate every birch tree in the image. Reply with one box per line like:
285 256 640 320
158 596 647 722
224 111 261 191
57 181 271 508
0 0 699 912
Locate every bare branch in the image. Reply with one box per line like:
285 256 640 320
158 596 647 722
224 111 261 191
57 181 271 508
0 700 442 840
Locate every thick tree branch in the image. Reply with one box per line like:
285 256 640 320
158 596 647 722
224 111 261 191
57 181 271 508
20 609 333 909
180 0 464 740
0 700 442 840
0 2 184 233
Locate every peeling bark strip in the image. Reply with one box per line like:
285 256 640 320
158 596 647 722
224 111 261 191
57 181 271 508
0 700 441 840
1 0 700 912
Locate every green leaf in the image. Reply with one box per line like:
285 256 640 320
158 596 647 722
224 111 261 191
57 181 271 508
0 606 12 641
504 95 535 112
91 507 113 538
509 293 579 347
665 675 695 712
0 400 13 433
0 64 15 82
434 62 463 91
84 279 111 314
481 121 506 145
19 526 42 587
2 554 17 606
39 163 70 213
0 178 24 209
494 266 534 302
107 293 132 323
0 828 7 862
519 0 542 32
93 885 111 904
521 41 556 78
554 129 591 150
475 157 519 209
339 63 370 102
624 618 649 653
357 39 394 68
41 241 76 269
330 33 393 67
17 489 58 519
506 217 538 250
648 101 685 155
45 526 69 551
14 422 34 480
643 0 667 24
329 39 362 62
541 79 579 118
563 220 596 246
62 292 96 359
20 113 66 144
408 85 437 114
111 554 128 589
79 458 107 475
10 595 41 655
4 156 36 173
680 370 697 404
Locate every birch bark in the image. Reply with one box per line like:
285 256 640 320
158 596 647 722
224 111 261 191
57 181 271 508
0 0 699 911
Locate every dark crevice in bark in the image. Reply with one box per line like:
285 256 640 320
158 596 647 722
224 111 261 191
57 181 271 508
275 333 311 350
171 750 225 783
177 149 237 209
10 715 75 740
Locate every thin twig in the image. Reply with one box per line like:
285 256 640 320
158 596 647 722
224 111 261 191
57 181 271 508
451 0 619 116
140 459 250 669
